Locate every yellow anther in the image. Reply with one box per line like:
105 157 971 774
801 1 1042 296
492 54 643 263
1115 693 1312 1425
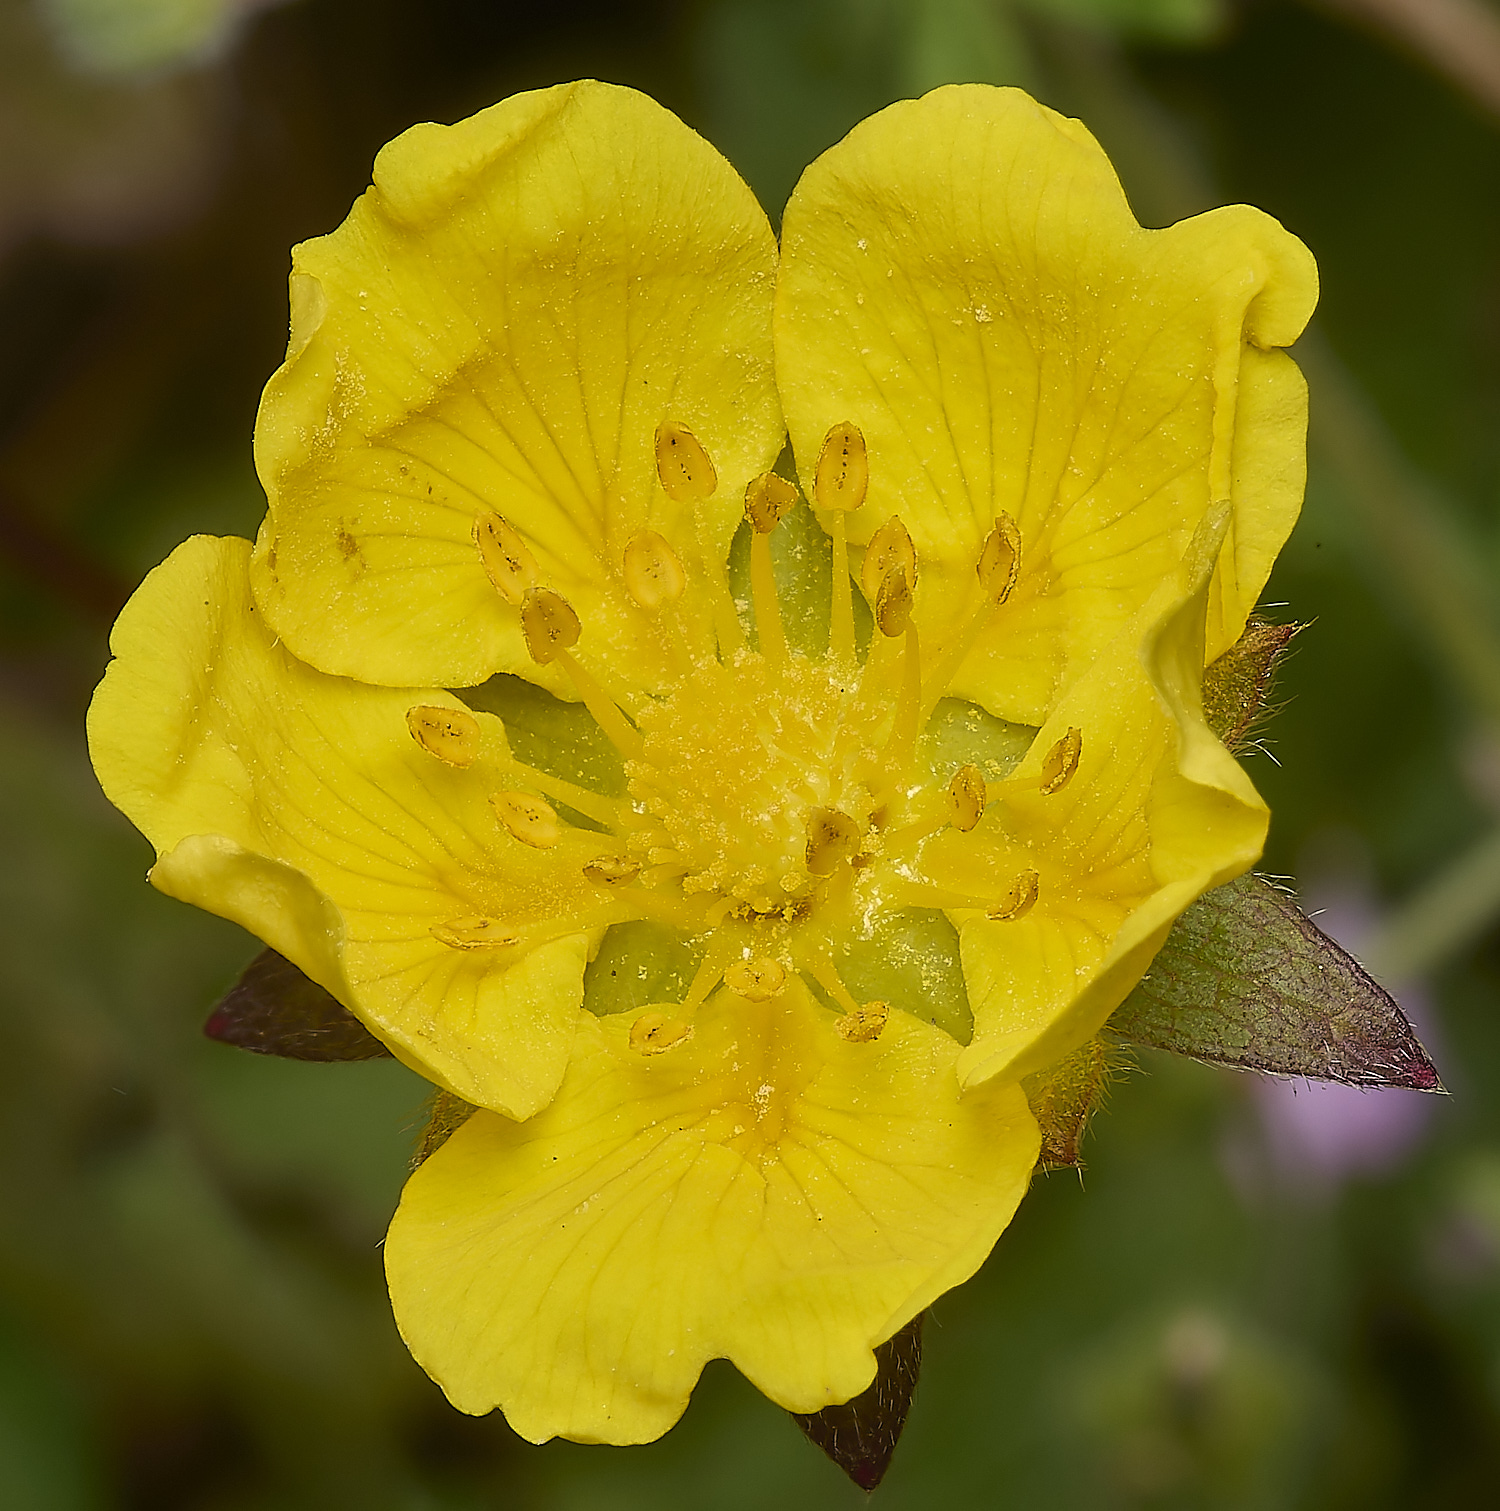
813 421 869 513
835 1000 889 1043
520 586 581 665
583 854 641 886
723 957 788 1002
490 790 562 849
860 515 916 599
977 512 1022 605
987 869 1040 921
406 704 481 767
947 763 987 832
874 564 913 638
744 471 798 534
630 1012 694 1055
1039 727 1083 795
655 421 718 503
473 512 539 605
622 530 685 610
431 917 520 950
805 806 862 877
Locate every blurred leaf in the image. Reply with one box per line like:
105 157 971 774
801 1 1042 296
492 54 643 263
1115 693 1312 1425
38 0 283 78
1020 0 1226 44
1024 1036 1112 1168
791 1313 923 1489
905 0 1037 94
1202 619 1301 752
1110 873 1442 1089
204 947 392 1062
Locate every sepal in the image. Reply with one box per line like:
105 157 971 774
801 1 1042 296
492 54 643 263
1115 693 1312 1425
1109 873 1442 1090
204 947 392 1062
791 1314 923 1491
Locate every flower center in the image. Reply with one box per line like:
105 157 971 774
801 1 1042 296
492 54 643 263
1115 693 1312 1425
429 419 1087 1053
627 652 877 912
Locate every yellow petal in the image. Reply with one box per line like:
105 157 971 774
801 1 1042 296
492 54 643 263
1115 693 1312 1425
947 506 1267 1085
252 80 783 695
87 535 627 1117
386 982 1039 1444
775 83 1316 723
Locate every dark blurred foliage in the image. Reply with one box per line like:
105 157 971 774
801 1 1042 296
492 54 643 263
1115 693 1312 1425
6 0 1500 1505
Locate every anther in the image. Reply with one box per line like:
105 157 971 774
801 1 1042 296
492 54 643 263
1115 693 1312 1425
490 791 562 849
622 531 685 610
630 1012 694 1055
835 1001 889 1043
987 869 1039 921
745 472 798 534
813 422 869 514
805 807 862 877
947 764 987 832
583 854 641 886
655 422 718 504
431 917 521 950
473 512 539 605
874 564 913 638
861 515 916 599
406 705 481 767
724 957 788 1002
1039 727 1082 795
977 513 1022 605
520 586 581 665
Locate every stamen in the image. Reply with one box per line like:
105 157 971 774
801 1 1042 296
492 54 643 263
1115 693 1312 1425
987 869 1040 921
553 649 644 760
490 791 562 849
507 761 622 830
878 799 950 857
518 586 643 759
431 917 521 950
406 705 481 767
681 937 738 1014
745 473 795 667
744 471 798 534
829 510 856 665
655 422 718 503
880 875 1036 915
473 513 539 605
947 763 987 832
520 586 581 665
630 1012 694 1054
724 956 788 1001
805 806 861 877
918 512 1024 725
835 1000 889 1043
582 854 641 886
860 516 916 600
874 564 913 638
883 616 924 770
697 507 746 659
622 531 685 610
1039 728 1082 794
814 422 867 665
807 956 860 1012
813 422 869 514
977 512 1022 606
594 885 710 931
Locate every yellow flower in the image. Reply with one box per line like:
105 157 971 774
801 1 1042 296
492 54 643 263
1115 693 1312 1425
87 81 1315 1446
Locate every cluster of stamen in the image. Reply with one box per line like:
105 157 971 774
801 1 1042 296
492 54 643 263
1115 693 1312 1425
408 418 1086 1055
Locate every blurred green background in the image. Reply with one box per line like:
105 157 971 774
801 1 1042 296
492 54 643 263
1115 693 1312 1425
5 0 1500 1505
